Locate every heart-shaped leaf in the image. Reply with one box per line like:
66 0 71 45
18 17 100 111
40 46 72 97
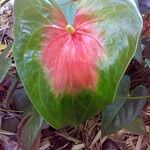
13 0 142 128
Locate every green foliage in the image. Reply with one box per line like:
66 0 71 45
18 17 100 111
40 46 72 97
13 0 142 128
145 58 150 68
134 39 144 64
101 76 148 136
18 109 43 150
125 117 146 135
0 44 12 83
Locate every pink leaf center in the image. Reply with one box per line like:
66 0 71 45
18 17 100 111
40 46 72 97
41 8 105 95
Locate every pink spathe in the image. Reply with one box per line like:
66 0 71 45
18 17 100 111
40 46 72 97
41 9 104 95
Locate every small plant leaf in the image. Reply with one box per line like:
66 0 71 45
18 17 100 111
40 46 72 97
134 39 144 64
145 58 150 68
18 109 44 150
0 44 12 83
101 76 149 136
12 88 31 112
125 117 146 135
101 75 130 136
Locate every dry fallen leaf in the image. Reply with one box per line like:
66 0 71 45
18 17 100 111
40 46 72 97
0 0 10 7
0 44 7 54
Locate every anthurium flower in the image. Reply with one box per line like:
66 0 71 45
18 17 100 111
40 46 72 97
41 8 105 95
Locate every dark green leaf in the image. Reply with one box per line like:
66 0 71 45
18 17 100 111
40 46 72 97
18 110 44 150
0 44 12 83
101 75 130 136
125 117 146 135
2 116 20 133
134 39 144 64
145 58 150 68
12 88 31 112
101 77 148 136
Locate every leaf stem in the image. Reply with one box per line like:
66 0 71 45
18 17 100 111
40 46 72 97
117 95 150 100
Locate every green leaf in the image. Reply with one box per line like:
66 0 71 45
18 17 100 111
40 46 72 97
101 76 148 136
12 88 32 112
125 117 146 135
101 75 130 136
13 0 142 128
134 39 144 64
145 58 150 68
0 44 12 83
18 109 44 150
